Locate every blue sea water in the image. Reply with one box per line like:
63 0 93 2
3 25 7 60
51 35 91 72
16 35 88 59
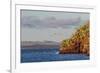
21 48 89 63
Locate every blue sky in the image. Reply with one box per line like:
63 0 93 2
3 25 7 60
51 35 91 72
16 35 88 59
21 10 89 42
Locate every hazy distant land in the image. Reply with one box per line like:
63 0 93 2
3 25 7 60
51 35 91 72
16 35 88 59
21 41 60 49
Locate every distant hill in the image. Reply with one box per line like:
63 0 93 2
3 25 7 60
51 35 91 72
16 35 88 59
59 21 89 55
21 41 60 49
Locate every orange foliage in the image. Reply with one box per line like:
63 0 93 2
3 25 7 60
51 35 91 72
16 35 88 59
60 21 89 56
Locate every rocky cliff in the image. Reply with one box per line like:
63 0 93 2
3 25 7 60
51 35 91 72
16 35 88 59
59 21 89 56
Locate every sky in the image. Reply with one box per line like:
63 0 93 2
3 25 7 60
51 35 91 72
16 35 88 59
20 10 89 42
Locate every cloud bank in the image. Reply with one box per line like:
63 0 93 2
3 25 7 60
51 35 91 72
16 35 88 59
21 16 81 28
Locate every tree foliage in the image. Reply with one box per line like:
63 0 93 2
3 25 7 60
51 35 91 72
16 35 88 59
60 21 89 55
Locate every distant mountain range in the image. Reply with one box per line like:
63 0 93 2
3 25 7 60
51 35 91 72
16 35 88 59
21 41 60 49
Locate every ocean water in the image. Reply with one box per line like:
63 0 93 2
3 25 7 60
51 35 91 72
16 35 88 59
21 48 89 63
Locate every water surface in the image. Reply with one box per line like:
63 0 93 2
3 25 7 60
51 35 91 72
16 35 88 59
21 48 89 63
